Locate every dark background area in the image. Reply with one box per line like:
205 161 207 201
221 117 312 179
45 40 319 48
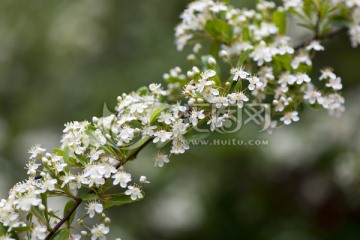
0 1 360 239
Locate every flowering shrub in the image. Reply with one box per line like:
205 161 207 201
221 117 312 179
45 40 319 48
0 0 359 239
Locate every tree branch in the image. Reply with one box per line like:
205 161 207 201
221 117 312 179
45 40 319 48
294 26 346 50
45 138 153 240
45 25 347 240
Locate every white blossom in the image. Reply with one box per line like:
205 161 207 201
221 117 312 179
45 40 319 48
125 186 143 200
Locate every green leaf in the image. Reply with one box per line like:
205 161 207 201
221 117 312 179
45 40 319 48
40 193 49 222
150 105 167 124
75 154 89 165
272 10 287 35
102 192 144 209
205 18 232 44
137 86 149 96
209 41 220 60
0 222 7 235
9 232 19 240
53 148 63 156
242 26 250 41
52 229 70 240
11 225 31 232
273 54 292 72
236 49 251 67
81 193 100 201
31 206 47 226
63 146 70 164
63 200 77 227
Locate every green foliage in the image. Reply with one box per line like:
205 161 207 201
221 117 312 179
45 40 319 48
102 193 144 209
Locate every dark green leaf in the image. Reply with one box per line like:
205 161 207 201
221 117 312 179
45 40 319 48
209 41 220 60
102 192 144 209
0 222 7 235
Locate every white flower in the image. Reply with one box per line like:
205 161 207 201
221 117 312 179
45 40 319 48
125 186 143 200
273 96 291 112
279 72 297 86
97 161 117 178
14 193 41 212
171 119 188 137
210 2 228 13
154 153 170 167
283 0 303 10
61 173 76 188
280 111 299 125
90 224 109 240
141 125 157 136
31 225 47 240
149 83 166 95
117 126 135 144
171 136 189 154
28 145 46 159
25 160 40 176
158 112 175 125
250 41 275 66
201 69 216 79
291 52 311 69
189 109 205 126
350 24 360 47
228 92 249 108
195 78 215 93
296 73 311 84
247 76 263 90
207 114 226 131
153 130 172 143
89 149 105 162
326 77 343 90
306 40 324 51
130 103 148 114
86 202 103 218
320 68 336 80
230 67 250 81
139 176 150 184
304 89 322 104
112 171 132 188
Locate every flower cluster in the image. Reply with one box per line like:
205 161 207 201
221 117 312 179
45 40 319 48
0 0 358 239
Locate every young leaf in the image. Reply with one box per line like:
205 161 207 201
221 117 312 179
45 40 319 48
81 193 100 201
63 200 77 227
236 49 251 67
272 10 287 35
205 18 232 44
52 229 70 240
137 86 149 96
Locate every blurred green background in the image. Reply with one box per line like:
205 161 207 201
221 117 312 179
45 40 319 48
0 1 360 239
